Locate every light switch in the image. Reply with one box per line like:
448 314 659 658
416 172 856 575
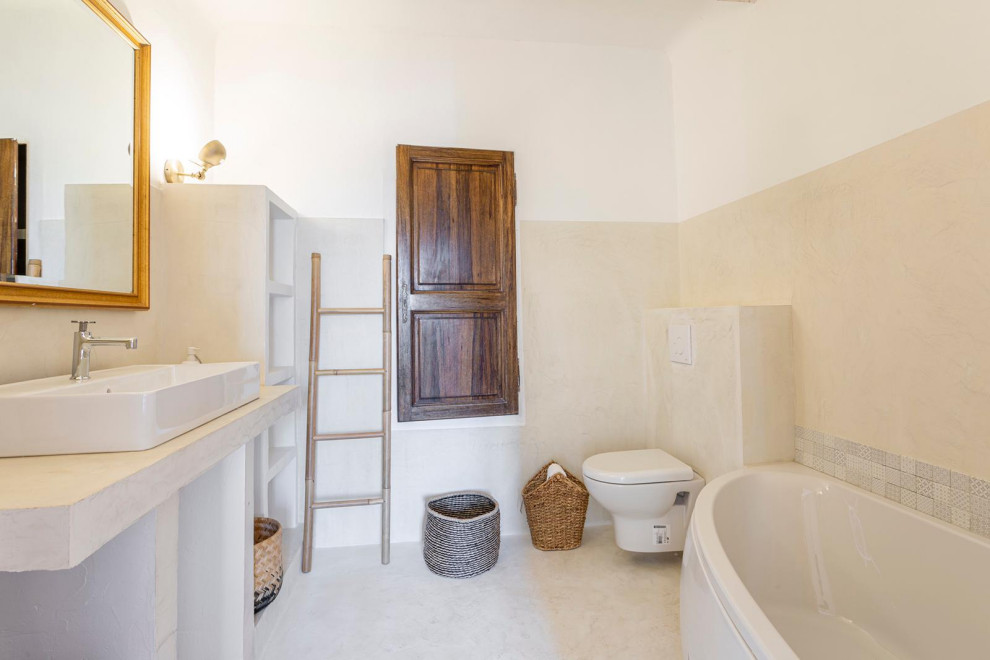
669 324 693 365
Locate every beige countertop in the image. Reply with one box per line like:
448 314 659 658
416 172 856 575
0 385 298 572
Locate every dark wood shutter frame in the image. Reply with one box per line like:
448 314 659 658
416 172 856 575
396 145 519 422
0 139 18 277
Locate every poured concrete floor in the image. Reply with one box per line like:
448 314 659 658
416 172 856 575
259 526 682 659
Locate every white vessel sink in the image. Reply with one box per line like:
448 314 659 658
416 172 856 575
0 362 260 457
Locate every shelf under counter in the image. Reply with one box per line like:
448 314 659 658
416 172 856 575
265 446 296 484
0 385 299 572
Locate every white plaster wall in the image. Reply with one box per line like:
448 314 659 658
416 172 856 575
212 23 678 224
292 217 387 544
668 0 990 220
293 219 531 546
123 0 218 186
0 512 157 659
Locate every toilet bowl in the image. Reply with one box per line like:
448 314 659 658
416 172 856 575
582 448 704 553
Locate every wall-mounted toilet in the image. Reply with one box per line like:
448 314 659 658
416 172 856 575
583 449 705 553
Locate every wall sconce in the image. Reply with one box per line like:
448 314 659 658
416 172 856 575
164 140 227 183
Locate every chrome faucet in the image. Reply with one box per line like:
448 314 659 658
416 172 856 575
70 321 138 381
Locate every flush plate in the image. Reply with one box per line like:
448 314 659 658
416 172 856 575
669 324 693 365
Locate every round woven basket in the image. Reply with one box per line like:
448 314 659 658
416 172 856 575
423 491 500 579
522 461 589 551
254 517 283 613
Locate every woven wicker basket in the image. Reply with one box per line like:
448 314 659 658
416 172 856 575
254 517 283 613
423 492 500 579
522 461 589 551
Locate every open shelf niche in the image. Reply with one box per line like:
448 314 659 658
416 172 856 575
160 184 302 649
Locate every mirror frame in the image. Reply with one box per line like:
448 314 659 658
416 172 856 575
0 0 150 309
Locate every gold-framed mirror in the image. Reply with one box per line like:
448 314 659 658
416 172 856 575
0 0 150 308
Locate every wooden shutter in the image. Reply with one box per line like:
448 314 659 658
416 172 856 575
0 139 18 277
396 145 519 422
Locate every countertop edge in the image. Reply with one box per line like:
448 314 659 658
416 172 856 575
0 385 299 572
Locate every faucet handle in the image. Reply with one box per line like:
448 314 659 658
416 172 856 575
71 320 96 332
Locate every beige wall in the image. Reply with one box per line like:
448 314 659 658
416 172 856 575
679 101 990 481
645 305 793 482
519 221 680 472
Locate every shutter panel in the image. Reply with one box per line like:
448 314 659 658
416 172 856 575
396 145 519 422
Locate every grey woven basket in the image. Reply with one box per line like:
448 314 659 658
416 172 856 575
423 491 500 579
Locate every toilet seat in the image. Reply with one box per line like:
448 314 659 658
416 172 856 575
583 448 693 484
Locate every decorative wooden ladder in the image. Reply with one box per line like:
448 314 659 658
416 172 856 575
302 252 392 572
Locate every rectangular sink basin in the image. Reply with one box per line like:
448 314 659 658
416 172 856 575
0 362 261 457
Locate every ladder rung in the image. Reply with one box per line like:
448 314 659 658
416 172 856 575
314 431 385 441
318 307 384 315
315 368 385 376
312 497 384 509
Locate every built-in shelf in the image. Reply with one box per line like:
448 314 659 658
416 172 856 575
253 189 300 658
266 447 295 484
159 185 300 658
254 400 298 562
266 366 294 386
267 280 293 297
253 523 303 653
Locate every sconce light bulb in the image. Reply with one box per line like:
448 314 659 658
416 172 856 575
198 140 227 168
163 140 226 184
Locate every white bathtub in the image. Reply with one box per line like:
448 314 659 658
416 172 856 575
681 463 990 659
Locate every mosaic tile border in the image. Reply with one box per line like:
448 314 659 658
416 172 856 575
794 426 990 539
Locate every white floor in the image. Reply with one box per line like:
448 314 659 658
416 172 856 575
259 526 683 659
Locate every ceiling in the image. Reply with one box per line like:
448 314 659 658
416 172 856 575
188 0 715 50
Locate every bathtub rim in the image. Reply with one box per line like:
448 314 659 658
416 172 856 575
689 461 990 660
689 463 800 660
